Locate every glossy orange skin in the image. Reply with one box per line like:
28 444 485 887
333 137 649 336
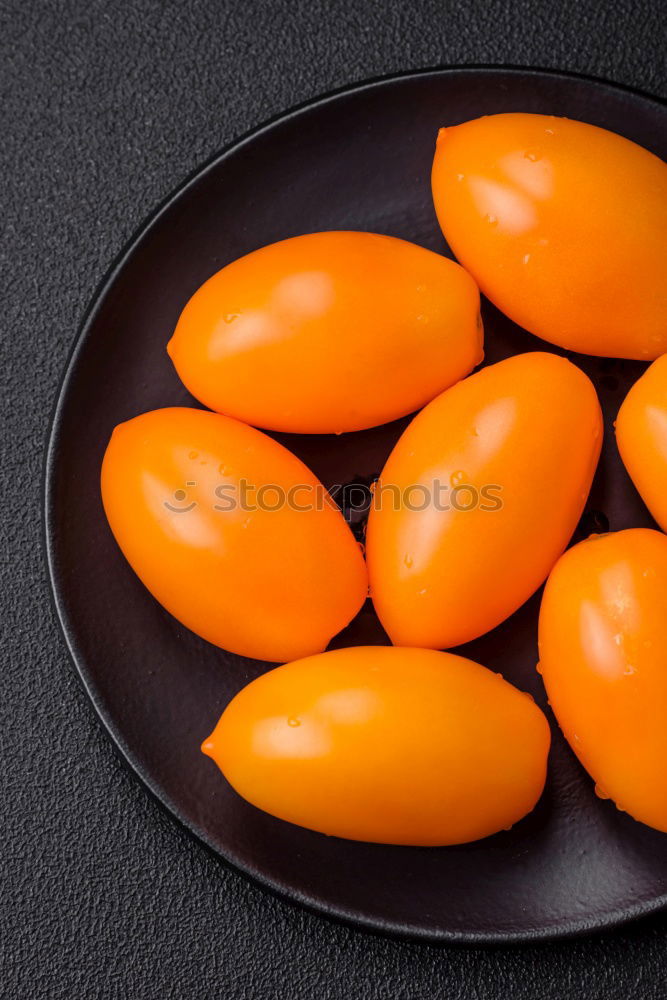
539 529 667 833
366 352 602 648
203 646 550 845
101 407 367 662
432 113 667 359
168 231 483 434
616 354 667 532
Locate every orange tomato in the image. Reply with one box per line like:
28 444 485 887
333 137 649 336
167 231 483 433
366 352 602 648
432 113 667 359
203 646 550 845
616 354 667 532
100 407 367 661
538 529 667 833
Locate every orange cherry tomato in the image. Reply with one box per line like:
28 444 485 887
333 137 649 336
203 646 550 845
100 407 367 662
616 354 667 532
432 114 667 359
366 352 602 648
167 231 483 433
538 529 667 833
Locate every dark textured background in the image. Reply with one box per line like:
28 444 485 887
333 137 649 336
2 1 666 996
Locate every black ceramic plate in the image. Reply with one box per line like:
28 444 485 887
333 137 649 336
45 67 667 944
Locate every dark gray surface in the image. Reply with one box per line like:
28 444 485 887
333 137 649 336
2 1 666 997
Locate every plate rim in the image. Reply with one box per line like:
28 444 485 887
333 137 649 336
43 64 667 946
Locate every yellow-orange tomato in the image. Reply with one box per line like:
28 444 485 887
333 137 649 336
616 354 667 532
101 407 367 661
366 352 602 648
203 646 550 845
432 113 667 359
539 529 667 833
167 231 483 433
